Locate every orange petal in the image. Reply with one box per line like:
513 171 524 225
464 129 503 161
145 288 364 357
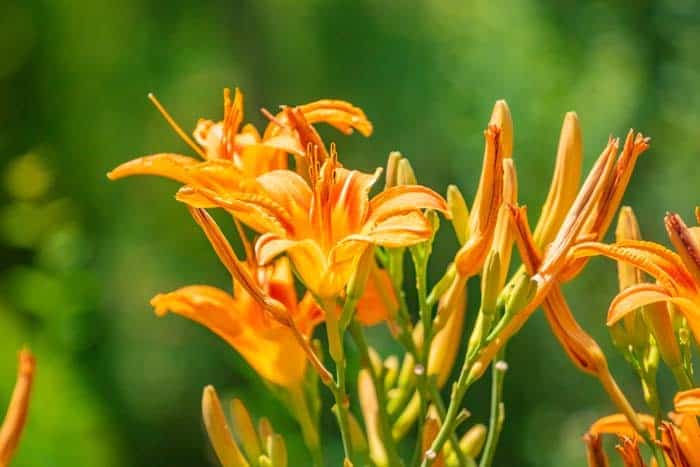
368 185 449 225
330 167 382 241
256 169 313 233
107 153 200 182
297 99 373 137
589 413 656 438
0 349 35 465
606 283 672 326
583 433 609 467
356 266 398 326
674 388 700 415
357 211 434 248
488 100 513 159
255 235 327 296
177 186 291 236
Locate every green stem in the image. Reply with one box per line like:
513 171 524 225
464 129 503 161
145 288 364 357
479 348 507 467
349 322 403 466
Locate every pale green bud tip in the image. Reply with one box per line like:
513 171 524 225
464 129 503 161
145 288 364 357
385 151 403 189
480 251 502 315
397 158 417 185
447 184 470 245
505 272 537 316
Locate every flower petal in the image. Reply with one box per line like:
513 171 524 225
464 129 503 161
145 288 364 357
255 234 327 295
107 153 200 183
0 349 35 466
588 413 656 438
674 388 700 415
606 283 673 326
368 185 449 225
330 167 382 240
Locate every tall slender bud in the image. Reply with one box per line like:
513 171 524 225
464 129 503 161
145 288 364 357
533 112 583 249
665 212 700 283
397 158 417 185
201 386 249 467
447 185 470 245
385 151 403 189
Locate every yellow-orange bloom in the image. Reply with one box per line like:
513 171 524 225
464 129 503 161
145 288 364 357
572 210 700 345
151 207 322 387
181 148 448 298
586 390 700 466
0 349 35 466
107 88 372 187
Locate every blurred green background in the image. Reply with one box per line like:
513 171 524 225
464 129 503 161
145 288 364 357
1 0 698 465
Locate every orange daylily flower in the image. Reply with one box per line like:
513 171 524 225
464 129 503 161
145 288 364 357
108 87 372 187
180 147 449 298
151 207 323 387
0 349 35 466
572 210 700 345
585 390 700 467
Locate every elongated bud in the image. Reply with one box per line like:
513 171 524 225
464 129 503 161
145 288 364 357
429 275 468 387
481 252 502 317
645 301 683 372
615 207 643 290
613 207 648 350
384 356 400 390
266 434 287 467
201 386 249 467
447 185 470 245
492 159 518 287
397 158 417 185
357 370 386 465
533 111 583 249
504 271 537 318
421 416 444 467
231 398 263 462
665 212 700 283
488 100 513 159
385 151 403 189
460 424 487 458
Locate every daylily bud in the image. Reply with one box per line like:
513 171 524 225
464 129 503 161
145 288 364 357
459 424 487 459
645 302 684 376
427 263 457 307
346 246 375 302
504 271 537 318
429 275 468 387
421 415 444 467
384 356 400 391
385 151 403 189
358 369 387 466
231 398 263 462
613 207 647 350
533 111 583 249
201 386 249 467
266 434 287 467
481 251 502 317
447 185 470 245
488 100 513 159
397 158 417 185
492 159 518 287
665 212 700 283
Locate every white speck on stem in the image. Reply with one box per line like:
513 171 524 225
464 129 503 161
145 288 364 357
414 364 425 376
495 360 509 372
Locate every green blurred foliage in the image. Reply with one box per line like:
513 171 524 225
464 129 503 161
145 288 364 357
0 0 698 465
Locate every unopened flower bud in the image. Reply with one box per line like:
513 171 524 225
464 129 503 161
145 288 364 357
385 151 403 189
397 158 417 185
201 386 248 467
231 398 263 461
447 185 470 245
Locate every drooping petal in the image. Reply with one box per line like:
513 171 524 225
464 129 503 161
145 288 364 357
107 153 200 183
674 388 700 415
606 284 673 326
296 99 374 137
177 186 291 236
367 185 449 225
350 211 434 248
588 413 656 438
151 285 306 386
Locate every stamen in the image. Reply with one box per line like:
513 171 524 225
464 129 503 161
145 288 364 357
148 93 207 159
260 107 286 129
